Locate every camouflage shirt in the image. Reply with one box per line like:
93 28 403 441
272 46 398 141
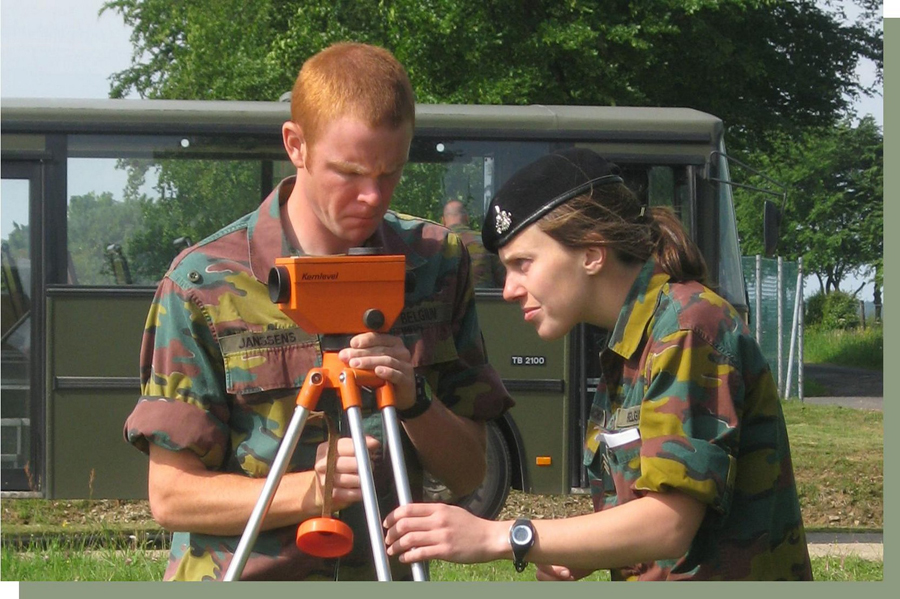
446 224 505 289
583 259 812 581
124 177 513 581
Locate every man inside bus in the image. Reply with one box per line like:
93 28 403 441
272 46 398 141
123 42 513 581
441 199 506 289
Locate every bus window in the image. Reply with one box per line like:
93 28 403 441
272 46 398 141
402 139 549 225
715 146 747 307
66 134 285 286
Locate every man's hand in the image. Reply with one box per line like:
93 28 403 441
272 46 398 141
339 331 417 410
313 435 380 512
535 563 594 581
339 332 489 497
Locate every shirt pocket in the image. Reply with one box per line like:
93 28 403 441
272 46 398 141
219 327 318 396
606 432 644 500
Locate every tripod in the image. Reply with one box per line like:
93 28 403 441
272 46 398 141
224 253 427 581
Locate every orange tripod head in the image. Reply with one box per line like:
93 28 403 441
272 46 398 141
268 249 406 334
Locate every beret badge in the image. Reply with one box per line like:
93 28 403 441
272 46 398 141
494 205 512 235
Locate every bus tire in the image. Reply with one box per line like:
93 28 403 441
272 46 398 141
423 420 512 520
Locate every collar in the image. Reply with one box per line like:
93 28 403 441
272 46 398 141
605 258 670 359
247 176 427 283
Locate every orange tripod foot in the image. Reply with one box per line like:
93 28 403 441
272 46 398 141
296 517 354 558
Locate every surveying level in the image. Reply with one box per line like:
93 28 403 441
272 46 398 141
224 249 428 582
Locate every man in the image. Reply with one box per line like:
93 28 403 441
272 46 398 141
441 200 506 288
124 42 513 581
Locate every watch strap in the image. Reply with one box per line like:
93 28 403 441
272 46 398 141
509 518 536 573
397 374 431 421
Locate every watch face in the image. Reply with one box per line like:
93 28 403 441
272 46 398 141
511 524 534 545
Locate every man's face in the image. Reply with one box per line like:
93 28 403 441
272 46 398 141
299 116 412 252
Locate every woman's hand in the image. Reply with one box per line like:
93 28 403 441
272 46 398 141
339 332 417 410
383 503 507 565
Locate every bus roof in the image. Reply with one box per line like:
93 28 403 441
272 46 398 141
1 98 723 143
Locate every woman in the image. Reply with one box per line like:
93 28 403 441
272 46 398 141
382 148 812 581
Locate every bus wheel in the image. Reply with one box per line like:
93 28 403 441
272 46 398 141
423 420 512 520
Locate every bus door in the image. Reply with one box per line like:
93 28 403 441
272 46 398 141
1 161 43 494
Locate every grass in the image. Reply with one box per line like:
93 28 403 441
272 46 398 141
803 325 883 370
781 401 882 530
1 535 168 581
1 545 880 581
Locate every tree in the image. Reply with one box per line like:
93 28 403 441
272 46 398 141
100 0 882 283
102 0 881 150
67 191 144 285
733 116 883 295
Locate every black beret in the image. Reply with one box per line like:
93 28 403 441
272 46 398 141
482 148 623 253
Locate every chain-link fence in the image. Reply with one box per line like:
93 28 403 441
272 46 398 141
741 256 804 400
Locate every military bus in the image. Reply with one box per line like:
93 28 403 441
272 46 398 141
1 98 778 519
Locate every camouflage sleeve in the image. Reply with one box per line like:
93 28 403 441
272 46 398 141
123 276 231 469
424 233 514 422
633 328 740 513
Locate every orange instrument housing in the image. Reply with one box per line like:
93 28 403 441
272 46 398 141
268 253 407 334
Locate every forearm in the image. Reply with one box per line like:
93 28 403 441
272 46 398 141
490 493 706 571
148 445 320 536
401 401 487 496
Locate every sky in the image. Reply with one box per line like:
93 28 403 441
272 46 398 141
0 0 888 300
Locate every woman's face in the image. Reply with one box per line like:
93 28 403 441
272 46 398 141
498 225 594 340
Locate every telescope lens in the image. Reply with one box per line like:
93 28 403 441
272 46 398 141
268 266 291 304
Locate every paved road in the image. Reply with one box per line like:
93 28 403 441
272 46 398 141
802 396 882 410
807 531 883 561
801 363 882 410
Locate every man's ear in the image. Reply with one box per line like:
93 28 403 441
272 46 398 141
282 121 307 169
583 245 606 275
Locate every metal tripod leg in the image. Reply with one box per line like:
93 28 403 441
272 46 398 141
223 403 312 581
382 404 429 581
345 404 392 581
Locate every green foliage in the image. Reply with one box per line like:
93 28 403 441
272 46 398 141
805 290 861 330
734 116 883 293
102 0 881 152
803 324 883 369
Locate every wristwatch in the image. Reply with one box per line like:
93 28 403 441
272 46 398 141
397 374 432 421
509 518 536 573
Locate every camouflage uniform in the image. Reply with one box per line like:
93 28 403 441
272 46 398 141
124 177 513 581
583 259 812 580
446 224 505 289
